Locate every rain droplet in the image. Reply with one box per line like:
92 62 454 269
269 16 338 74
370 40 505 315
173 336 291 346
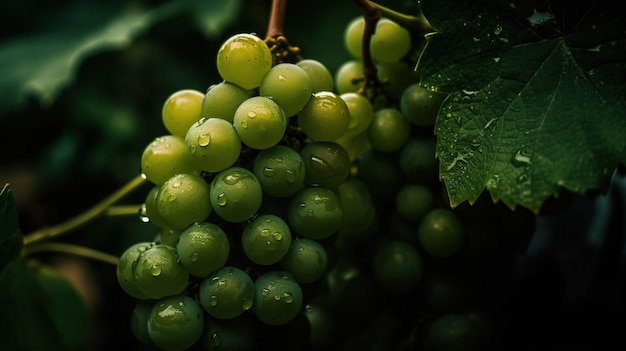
171 180 181 188
283 292 294 304
217 193 228 206
167 194 177 202
138 205 150 223
188 144 197 155
198 133 211 147
211 332 222 347
260 228 271 237
224 173 243 185
494 24 503 35
209 295 218 306
263 167 275 177
247 111 257 118
241 120 248 129
151 265 162 277
516 174 529 183
272 232 283 241
217 280 227 290
278 74 287 82
189 252 199 263
285 169 296 183
209 276 220 285
511 148 532 167
241 297 253 310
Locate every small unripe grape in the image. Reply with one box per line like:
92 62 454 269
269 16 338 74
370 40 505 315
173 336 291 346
185 117 242 173
133 244 190 300
297 91 350 142
156 173 212 230
141 135 200 186
296 59 334 93
259 63 312 117
233 96 287 150
148 294 204 351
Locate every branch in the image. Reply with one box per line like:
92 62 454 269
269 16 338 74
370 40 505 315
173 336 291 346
23 242 120 266
23 174 149 247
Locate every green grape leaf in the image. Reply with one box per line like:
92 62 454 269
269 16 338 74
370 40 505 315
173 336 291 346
417 0 626 213
0 184 23 273
0 1 186 113
0 260 89 351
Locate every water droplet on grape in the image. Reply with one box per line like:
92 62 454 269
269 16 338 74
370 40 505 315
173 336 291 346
494 24 503 35
217 280 227 290
151 265 162 276
167 194 177 202
275 157 283 163
189 252 199 262
198 133 211 147
307 209 314 216
138 205 150 223
247 111 256 118
283 292 293 304
211 332 222 346
209 276 220 285
260 228 271 237
224 173 243 185
262 288 270 296
278 74 287 82
217 193 228 206
272 232 283 241
188 144 197 155
263 167 274 177
209 295 218 306
171 180 181 188
241 120 248 128
241 297 253 310
285 169 296 183
274 294 281 301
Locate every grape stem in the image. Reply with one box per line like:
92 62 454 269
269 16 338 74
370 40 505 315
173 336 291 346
22 174 149 249
22 242 120 266
266 0 286 38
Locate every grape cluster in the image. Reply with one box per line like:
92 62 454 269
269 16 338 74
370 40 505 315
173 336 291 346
117 15 532 351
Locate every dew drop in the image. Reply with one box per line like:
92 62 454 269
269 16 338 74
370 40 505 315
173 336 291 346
241 120 248 129
278 74 287 82
171 180 181 188
209 295 218 306
274 294 281 301
189 252 199 263
516 174 529 184
285 169 296 183
241 297 253 310
188 144 197 155
272 232 283 241
494 24 503 35
209 276 220 285
217 280 228 290
260 228 271 237
511 148 532 167
247 111 257 118
167 194 178 202
263 167 275 177
151 265 162 277
138 205 150 223
198 133 211 147
211 332 222 347
217 193 228 206
262 288 270 296
224 173 243 185
283 292 294 304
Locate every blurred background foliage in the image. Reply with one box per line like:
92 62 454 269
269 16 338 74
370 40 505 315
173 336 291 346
0 0 416 348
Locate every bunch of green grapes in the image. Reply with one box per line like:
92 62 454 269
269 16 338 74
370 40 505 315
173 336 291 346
117 30 382 351
291 15 536 351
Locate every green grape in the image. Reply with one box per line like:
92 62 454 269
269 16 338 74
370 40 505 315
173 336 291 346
302 301 337 350
425 313 481 351
300 141 351 189
116 241 154 299
203 315 256 351
400 83 448 127
202 81 255 123
130 300 156 347
210 166 263 222
336 178 377 237
185 117 242 173
417 208 465 258
133 244 190 299
370 18 412 63
366 107 411 152
288 186 343 240
376 61 420 99
280 237 328 284
233 96 287 150
252 144 306 198
141 135 200 186
143 185 170 228
176 221 230 277
296 59 334 93
259 63 313 117
344 16 365 59
216 33 273 90
325 258 376 320
252 271 303 326
297 91 350 142
148 294 205 351
334 131 372 162
162 89 204 138
157 227 183 247
398 135 439 186
334 59 363 94
199 266 255 319
340 92 374 138
241 214 292 265
155 173 212 230
395 184 434 222
371 240 423 293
